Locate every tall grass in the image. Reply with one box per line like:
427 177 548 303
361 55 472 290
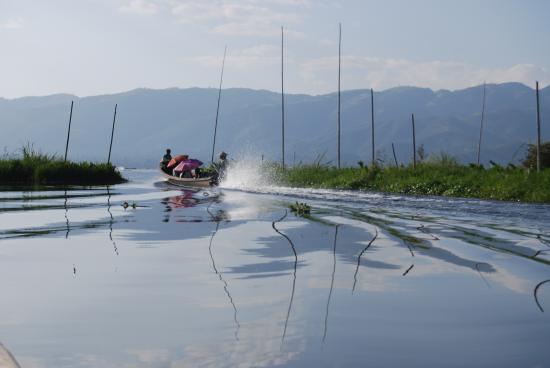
0 145 126 185
275 159 550 203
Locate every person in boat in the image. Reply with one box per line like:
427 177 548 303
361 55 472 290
213 151 228 183
160 148 172 173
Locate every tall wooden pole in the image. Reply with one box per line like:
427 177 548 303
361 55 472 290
337 23 342 169
64 101 74 162
371 88 374 166
108 104 118 164
281 27 285 169
476 82 486 165
391 142 398 167
536 81 541 172
412 113 416 169
211 46 227 164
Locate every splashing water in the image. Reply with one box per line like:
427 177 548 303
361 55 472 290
219 154 278 190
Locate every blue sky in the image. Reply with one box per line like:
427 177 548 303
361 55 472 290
0 0 549 98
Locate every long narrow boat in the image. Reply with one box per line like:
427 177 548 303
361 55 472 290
159 168 214 188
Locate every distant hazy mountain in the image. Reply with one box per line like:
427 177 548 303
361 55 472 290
0 83 548 168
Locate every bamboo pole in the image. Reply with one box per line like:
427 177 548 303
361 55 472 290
337 22 342 169
392 142 398 166
536 81 541 172
411 114 416 169
107 104 117 164
476 82 486 165
64 101 74 162
211 46 227 164
370 88 378 166
281 27 285 169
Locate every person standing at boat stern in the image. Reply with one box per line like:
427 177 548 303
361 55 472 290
214 151 228 183
160 149 172 173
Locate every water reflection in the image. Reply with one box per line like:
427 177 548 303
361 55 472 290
271 210 298 344
64 189 70 239
0 342 21 368
106 186 119 256
402 264 414 276
323 224 339 344
0 171 550 367
534 279 550 312
352 228 378 293
207 202 240 340
475 262 492 288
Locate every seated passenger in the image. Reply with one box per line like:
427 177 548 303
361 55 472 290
181 170 193 178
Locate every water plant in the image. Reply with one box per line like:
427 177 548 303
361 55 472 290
0 145 126 186
289 202 311 215
276 160 550 203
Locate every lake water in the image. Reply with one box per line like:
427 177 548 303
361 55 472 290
0 169 549 368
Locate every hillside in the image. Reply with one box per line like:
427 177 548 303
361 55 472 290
0 83 548 168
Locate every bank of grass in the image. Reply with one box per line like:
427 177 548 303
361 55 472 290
275 159 550 203
0 148 126 186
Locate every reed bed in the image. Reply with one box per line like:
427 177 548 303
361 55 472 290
274 159 550 203
0 146 125 185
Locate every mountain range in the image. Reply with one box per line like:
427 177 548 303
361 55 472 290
0 82 548 168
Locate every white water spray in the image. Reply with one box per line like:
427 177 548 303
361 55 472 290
220 153 278 190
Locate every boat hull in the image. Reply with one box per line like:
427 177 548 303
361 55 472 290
160 169 213 188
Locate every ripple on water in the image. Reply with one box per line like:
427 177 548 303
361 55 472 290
0 169 549 368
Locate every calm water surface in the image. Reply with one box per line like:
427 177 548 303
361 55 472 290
0 169 549 368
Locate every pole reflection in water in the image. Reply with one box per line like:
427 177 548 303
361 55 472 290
534 279 550 313
64 189 76 276
64 189 70 239
206 202 240 341
536 232 550 247
271 210 298 345
2 169 550 367
323 224 339 344
402 264 414 276
475 262 491 288
417 224 439 240
352 228 378 293
106 186 119 256
0 342 22 368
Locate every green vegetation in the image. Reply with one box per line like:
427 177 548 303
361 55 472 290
289 202 311 216
523 142 550 170
275 154 550 203
0 146 126 186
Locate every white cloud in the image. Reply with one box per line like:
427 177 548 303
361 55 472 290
186 44 282 68
119 0 160 14
119 0 309 36
299 56 550 92
0 18 23 29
